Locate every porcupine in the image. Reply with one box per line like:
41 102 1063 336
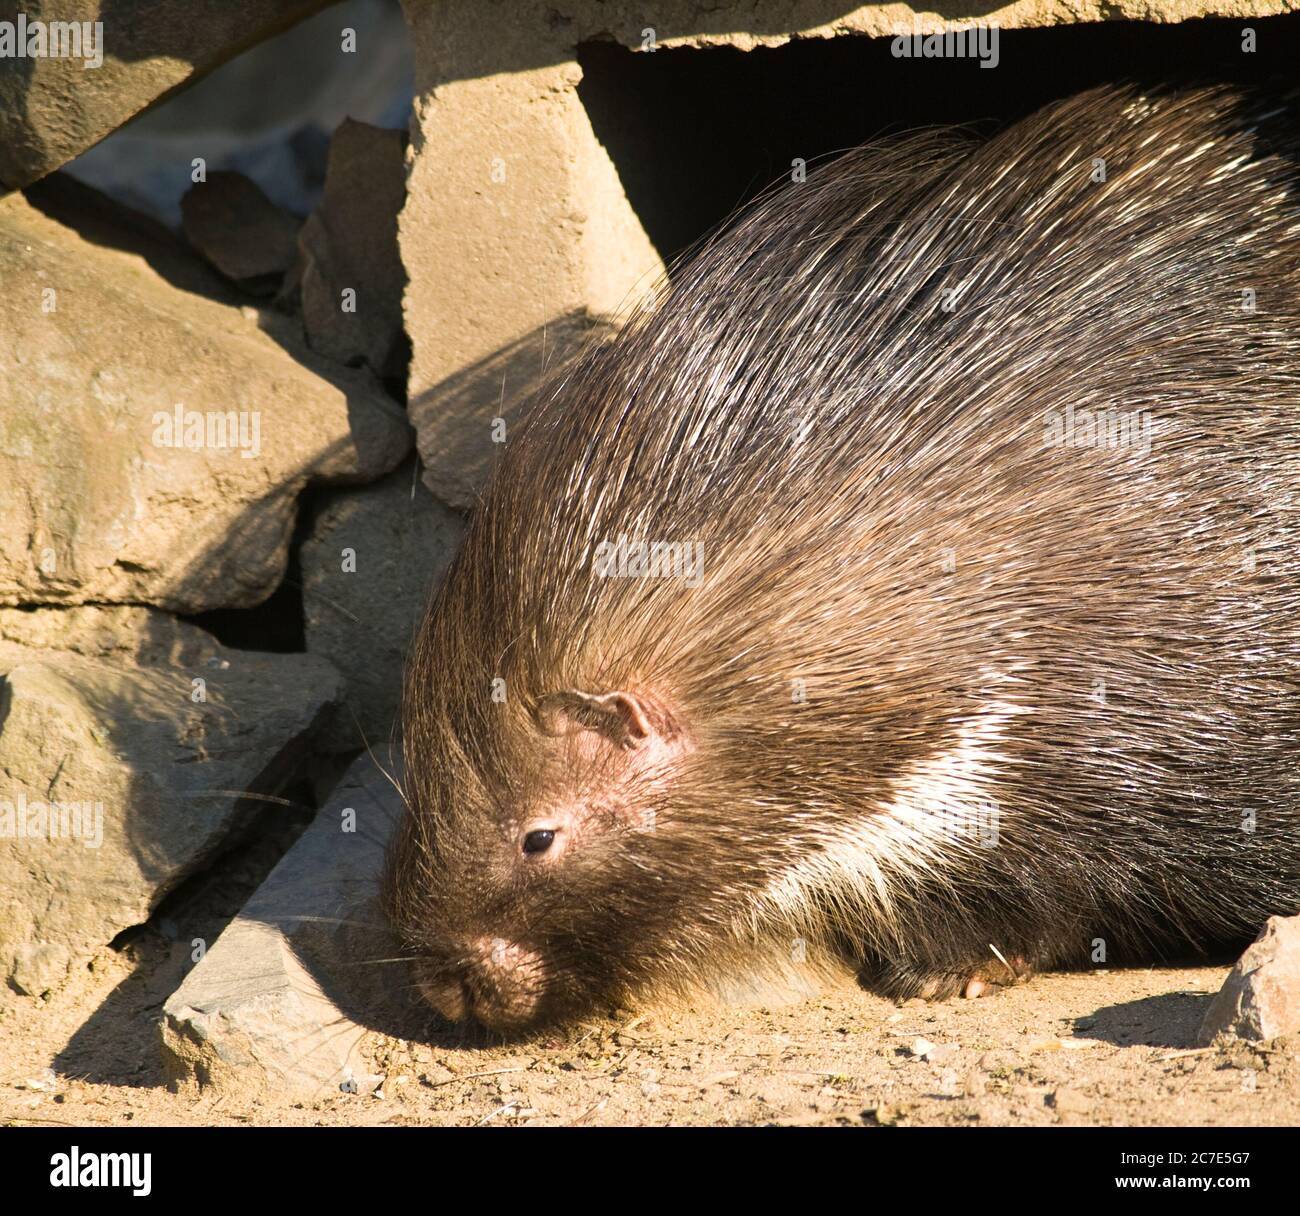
384 83 1300 1031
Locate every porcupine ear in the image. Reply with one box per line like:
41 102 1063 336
536 690 679 751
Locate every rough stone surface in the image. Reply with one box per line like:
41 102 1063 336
298 118 409 381
411 311 615 511
160 752 408 1101
302 458 465 753
181 171 301 295
1199 915 1300 1044
399 4 661 509
0 608 344 997
0 604 213 665
0 0 334 189
0 188 411 612
404 0 1300 56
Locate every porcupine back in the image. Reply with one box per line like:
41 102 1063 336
401 83 1300 1002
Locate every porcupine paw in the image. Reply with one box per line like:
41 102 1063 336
945 955 1033 1000
863 954 1034 1001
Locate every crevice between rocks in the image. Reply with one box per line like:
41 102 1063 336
186 498 315 654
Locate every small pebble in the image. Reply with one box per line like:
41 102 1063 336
1047 1087 1091 1114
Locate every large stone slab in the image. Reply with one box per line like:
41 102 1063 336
402 0 1300 58
160 753 408 1101
0 188 411 612
0 0 334 189
302 458 464 753
399 3 661 510
0 608 345 997
1199 915 1300 1044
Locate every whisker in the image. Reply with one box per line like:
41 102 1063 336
182 789 314 810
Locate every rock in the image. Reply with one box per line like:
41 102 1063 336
410 311 614 511
22 171 226 302
160 752 409 1101
1198 915 1300 1044
0 188 411 612
0 609 344 996
0 605 211 665
0 0 335 189
297 119 408 381
399 5 659 510
44 0 414 231
906 1036 957 1064
301 458 464 752
181 171 300 295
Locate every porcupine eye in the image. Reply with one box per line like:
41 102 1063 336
523 829 556 855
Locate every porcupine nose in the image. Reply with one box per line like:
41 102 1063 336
415 973 467 1022
417 937 545 1030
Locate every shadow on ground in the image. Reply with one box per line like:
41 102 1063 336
1076 989 1216 1050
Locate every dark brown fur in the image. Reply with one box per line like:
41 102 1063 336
386 83 1300 1032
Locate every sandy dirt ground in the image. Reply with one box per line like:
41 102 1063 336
3 935 1296 1127
0 812 1294 1128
